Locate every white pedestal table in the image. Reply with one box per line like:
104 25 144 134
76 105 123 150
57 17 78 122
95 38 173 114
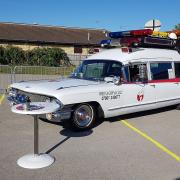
11 102 59 169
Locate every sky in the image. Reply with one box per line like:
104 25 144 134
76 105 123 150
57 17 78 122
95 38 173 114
0 0 179 31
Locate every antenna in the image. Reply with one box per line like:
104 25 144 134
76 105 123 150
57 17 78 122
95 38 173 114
145 19 161 31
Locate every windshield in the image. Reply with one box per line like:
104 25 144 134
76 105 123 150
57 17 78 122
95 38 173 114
71 60 122 81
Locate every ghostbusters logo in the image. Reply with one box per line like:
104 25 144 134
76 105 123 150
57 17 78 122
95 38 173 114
137 91 144 102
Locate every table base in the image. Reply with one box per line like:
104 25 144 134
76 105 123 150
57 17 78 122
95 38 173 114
17 154 55 169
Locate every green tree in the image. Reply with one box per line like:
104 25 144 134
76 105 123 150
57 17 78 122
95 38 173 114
4 46 25 65
175 24 180 30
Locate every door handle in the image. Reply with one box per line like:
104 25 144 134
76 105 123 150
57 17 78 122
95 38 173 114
150 84 155 87
174 82 179 85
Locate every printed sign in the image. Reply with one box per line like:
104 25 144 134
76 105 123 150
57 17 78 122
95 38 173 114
99 90 122 101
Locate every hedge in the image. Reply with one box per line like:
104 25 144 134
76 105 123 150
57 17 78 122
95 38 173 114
0 46 71 66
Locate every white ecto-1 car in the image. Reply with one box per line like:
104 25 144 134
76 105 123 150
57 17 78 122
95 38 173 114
8 47 180 130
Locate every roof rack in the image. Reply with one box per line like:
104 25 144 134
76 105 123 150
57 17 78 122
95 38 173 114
100 29 180 52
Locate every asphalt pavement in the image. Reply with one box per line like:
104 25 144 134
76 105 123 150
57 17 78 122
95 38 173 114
0 98 180 180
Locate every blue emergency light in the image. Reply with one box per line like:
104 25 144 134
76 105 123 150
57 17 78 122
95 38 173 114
100 39 112 46
109 31 130 38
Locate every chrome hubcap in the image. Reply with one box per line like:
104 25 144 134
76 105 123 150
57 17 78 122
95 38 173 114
74 104 93 127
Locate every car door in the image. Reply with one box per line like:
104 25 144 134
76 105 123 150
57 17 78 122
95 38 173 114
118 62 156 114
104 61 157 117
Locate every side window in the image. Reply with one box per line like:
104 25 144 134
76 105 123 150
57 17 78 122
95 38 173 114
83 63 104 78
150 63 172 80
174 62 180 78
129 64 148 82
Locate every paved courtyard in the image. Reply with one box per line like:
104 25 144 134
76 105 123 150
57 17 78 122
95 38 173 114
0 98 180 180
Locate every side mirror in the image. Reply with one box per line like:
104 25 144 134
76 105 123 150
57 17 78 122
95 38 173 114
104 77 114 83
104 76 122 85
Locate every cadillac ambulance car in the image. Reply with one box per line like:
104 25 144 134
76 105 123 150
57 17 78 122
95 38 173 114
8 29 180 130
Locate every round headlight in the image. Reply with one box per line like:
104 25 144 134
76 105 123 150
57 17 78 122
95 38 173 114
46 113 53 120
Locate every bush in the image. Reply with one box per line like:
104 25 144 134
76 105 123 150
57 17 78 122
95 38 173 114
27 47 70 66
4 46 25 65
0 46 70 66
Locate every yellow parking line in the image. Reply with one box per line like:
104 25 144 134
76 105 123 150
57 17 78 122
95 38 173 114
0 94 5 105
121 120 180 162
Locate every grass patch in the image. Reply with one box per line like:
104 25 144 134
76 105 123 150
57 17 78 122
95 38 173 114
0 66 12 74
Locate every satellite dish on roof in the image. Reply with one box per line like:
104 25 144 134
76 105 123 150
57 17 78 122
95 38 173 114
145 19 161 31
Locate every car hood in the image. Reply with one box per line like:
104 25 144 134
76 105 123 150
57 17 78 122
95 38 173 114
10 78 101 95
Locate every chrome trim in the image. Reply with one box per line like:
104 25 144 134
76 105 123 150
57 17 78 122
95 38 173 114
108 98 180 111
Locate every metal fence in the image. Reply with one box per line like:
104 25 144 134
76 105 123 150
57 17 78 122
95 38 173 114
0 54 91 93
0 65 76 93
68 54 89 66
0 65 13 93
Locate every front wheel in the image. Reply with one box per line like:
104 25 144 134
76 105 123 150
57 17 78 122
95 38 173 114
72 104 96 130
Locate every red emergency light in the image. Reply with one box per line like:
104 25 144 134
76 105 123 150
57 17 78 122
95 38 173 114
120 37 142 47
131 29 153 36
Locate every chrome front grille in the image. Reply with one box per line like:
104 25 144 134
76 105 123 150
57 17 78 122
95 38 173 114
17 90 48 102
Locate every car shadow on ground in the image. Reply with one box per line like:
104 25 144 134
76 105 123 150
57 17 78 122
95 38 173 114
42 105 177 153
45 127 93 154
40 116 104 132
41 105 178 131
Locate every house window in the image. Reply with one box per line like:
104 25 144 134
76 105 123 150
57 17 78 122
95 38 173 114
150 62 172 80
74 46 82 54
174 62 180 78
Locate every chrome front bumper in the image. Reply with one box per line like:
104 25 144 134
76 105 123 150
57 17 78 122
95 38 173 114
7 88 71 121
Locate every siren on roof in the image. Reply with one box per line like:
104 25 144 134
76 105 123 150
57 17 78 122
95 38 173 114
168 33 177 40
142 37 176 47
100 20 180 49
100 37 176 48
101 31 177 48
100 39 112 47
109 29 153 38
